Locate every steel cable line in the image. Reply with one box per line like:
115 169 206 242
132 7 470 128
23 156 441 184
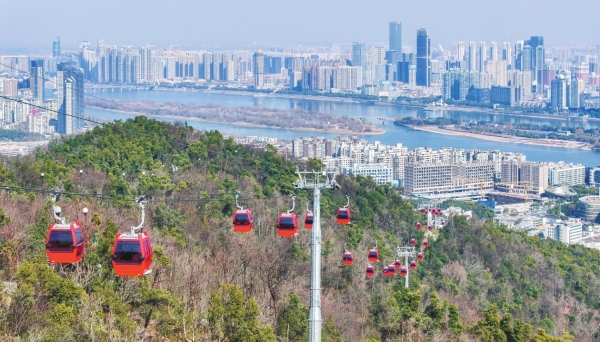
0 183 289 204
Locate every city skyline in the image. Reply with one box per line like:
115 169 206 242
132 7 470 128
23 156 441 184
1 0 600 52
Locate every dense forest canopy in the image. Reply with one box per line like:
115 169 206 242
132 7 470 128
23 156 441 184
0 116 597 341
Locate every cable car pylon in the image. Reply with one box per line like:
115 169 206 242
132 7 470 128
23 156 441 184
396 246 417 288
293 169 340 342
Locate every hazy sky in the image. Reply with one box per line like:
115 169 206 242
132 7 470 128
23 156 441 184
2 0 599 52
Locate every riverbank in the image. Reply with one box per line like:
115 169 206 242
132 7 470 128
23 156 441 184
86 105 386 135
401 123 593 150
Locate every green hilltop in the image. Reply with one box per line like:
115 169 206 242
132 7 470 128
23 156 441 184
0 116 596 341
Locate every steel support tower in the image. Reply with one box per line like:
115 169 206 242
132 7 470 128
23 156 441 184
293 170 340 342
396 246 417 288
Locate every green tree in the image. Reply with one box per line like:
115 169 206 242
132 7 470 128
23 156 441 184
208 284 275 342
278 294 309 341
448 304 463 335
472 304 507 342
322 314 342 342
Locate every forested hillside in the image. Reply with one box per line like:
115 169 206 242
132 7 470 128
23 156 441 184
0 116 597 341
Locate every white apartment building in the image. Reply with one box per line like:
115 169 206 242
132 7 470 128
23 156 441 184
343 163 393 186
546 161 585 186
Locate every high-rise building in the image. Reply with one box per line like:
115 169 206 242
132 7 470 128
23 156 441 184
388 21 402 64
352 42 367 85
57 62 84 135
457 42 466 62
490 42 498 61
253 49 265 89
502 42 512 69
551 74 568 110
373 46 386 65
53 36 61 59
478 42 487 71
468 42 476 71
29 59 45 103
569 78 584 109
529 36 544 92
416 29 430 87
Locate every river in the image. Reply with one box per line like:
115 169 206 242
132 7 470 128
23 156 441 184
83 89 600 166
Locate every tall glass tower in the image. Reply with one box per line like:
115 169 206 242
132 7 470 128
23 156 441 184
352 42 366 86
53 37 60 59
416 29 430 87
57 62 84 134
30 59 45 103
388 21 402 65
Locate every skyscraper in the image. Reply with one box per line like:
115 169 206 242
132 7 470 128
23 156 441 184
53 36 60 59
57 62 84 134
388 21 402 65
468 42 476 71
550 74 567 110
478 42 487 71
529 36 544 93
253 49 265 89
457 42 466 63
490 42 498 61
352 42 367 85
416 29 430 87
30 59 45 103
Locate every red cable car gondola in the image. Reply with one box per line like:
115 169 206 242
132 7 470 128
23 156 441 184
441 220 445 227
417 252 424 261
278 196 299 238
367 248 379 262
45 198 85 264
423 239 429 248
342 250 354 265
388 264 396 276
428 225 433 231
111 199 153 277
111 230 153 277
382 266 389 276
416 222 422 230
366 264 375 277
304 201 313 230
409 260 417 269
277 212 299 237
304 212 314 230
394 259 402 269
410 238 417 246
232 193 254 232
336 195 351 225
400 266 408 277
232 209 254 233
420 208 427 214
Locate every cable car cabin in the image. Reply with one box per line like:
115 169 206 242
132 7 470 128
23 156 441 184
277 212 299 238
400 266 408 277
365 265 375 277
416 222 422 230
410 238 417 246
394 259 402 269
420 208 427 214
232 209 254 233
304 213 313 230
428 225 433 231
382 266 389 276
342 251 354 265
423 240 429 248
387 264 396 276
335 207 351 225
111 231 153 277
441 221 445 227
417 252 424 261
45 222 85 264
409 260 417 269
367 248 379 262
